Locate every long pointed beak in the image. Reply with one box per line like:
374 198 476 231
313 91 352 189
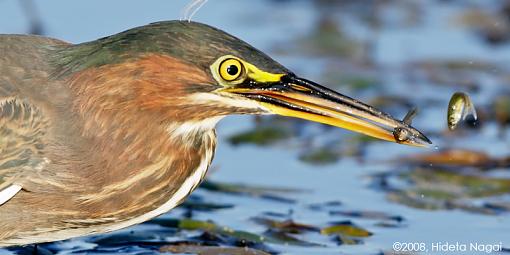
220 75 432 147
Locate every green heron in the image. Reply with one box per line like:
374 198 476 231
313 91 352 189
0 21 430 246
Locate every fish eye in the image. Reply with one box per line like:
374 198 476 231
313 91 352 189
393 127 410 143
219 58 244 82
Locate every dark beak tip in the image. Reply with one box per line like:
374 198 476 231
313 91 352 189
421 134 433 145
414 131 433 147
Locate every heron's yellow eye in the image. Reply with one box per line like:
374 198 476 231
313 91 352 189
219 58 244 81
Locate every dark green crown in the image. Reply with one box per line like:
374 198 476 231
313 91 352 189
53 21 288 76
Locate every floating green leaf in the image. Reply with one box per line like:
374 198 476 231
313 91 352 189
252 217 319 233
321 223 372 237
179 219 218 231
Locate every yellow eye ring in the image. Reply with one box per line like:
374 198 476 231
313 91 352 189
219 58 244 82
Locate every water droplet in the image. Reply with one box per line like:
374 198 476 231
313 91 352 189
433 145 439 150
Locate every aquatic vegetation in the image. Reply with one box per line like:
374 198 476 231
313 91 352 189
180 195 234 212
321 221 372 237
454 8 510 45
372 166 510 215
160 245 271 255
252 217 319 234
286 16 363 60
149 217 324 248
228 125 293 146
329 210 404 223
298 147 340 165
493 95 510 129
201 181 301 194
406 168 510 198
399 149 510 169
150 218 267 244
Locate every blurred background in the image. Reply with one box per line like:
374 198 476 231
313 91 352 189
1 0 510 254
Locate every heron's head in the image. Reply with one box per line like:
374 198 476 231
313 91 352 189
58 21 431 146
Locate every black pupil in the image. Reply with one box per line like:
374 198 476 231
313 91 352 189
226 65 239 76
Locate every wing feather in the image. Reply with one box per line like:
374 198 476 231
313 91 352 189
0 97 48 190
0 35 69 197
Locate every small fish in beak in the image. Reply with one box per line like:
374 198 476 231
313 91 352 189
393 107 418 143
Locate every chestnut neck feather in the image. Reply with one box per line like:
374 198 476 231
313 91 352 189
61 54 217 219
